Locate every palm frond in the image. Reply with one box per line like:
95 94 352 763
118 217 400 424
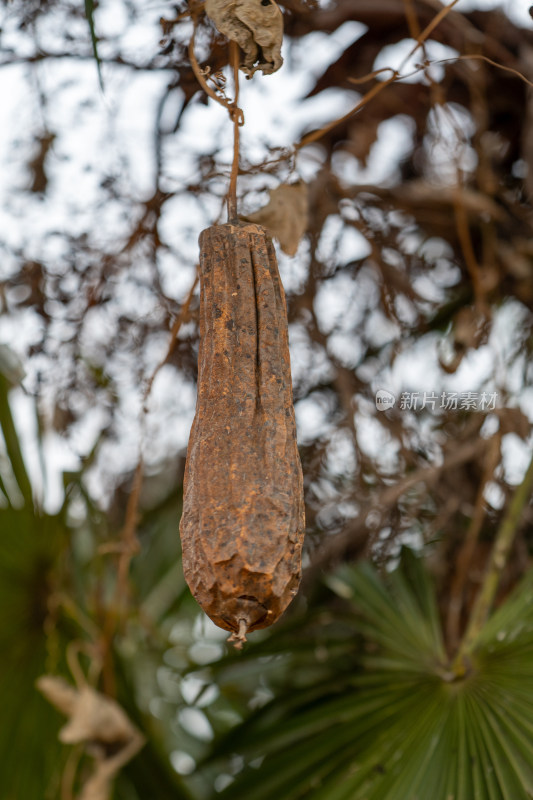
204 551 533 800
0 504 71 799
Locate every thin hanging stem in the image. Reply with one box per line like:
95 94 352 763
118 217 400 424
188 18 242 220
188 15 230 113
227 40 241 222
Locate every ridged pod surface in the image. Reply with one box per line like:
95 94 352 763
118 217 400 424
180 222 305 639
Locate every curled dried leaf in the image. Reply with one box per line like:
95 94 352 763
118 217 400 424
36 675 78 717
205 0 283 76
37 676 145 800
243 182 309 255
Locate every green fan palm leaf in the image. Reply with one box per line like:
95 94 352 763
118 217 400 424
205 551 533 800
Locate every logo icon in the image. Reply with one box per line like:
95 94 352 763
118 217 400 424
375 389 396 411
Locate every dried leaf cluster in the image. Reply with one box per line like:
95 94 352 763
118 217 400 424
205 0 284 75
37 676 144 800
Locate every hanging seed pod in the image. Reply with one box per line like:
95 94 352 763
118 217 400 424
180 222 305 645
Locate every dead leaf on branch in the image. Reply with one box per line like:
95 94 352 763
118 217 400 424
205 0 284 76
242 181 309 255
37 676 145 800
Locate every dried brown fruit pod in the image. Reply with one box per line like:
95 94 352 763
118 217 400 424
180 222 305 644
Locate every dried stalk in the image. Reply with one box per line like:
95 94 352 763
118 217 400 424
454 451 533 672
188 13 243 222
227 40 241 221
453 186 488 312
446 433 501 650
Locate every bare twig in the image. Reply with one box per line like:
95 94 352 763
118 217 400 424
297 0 461 152
97 274 199 671
453 185 488 312
297 76 396 150
143 272 199 404
436 54 533 88
305 437 488 581
0 51 177 71
159 1 204 29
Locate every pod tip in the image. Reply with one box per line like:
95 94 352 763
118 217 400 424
227 618 248 650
